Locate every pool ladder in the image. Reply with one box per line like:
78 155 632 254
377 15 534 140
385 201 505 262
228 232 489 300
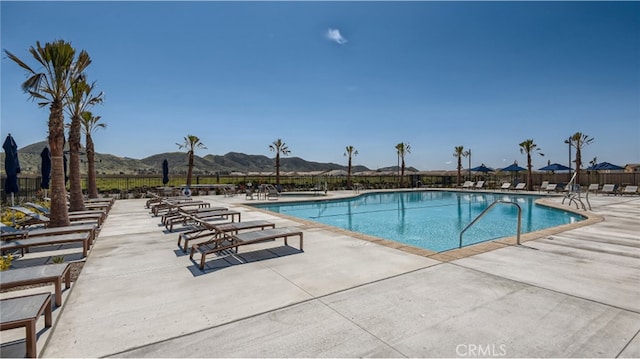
459 200 522 248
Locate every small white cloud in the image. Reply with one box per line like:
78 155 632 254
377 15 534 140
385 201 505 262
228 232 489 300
326 28 347 45
445 161 452 165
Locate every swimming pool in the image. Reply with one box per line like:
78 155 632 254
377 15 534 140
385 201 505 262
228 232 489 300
251 191 585 252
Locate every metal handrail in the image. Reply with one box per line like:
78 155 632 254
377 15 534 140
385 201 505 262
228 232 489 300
459 200 522 248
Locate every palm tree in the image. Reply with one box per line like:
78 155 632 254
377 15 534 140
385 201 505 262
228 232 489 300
5 40 90 227
453 146 465 186
176 135 207 188
395 142 411 187
80 111 106 198
463 149 472 181
589 157 598 168
569 132 594 185
269 139 290 186
66 76 103 210
344 145 358 189
519 139 544 190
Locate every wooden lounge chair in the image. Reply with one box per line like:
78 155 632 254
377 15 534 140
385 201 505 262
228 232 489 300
1 223 97 247
1 232 92 258
0 263 71 307
151 200 210 216
513 183 526 191
0 293 52 358
500 183 511 191
11 206 103 228
193 227 303 270
166 209 241 232
23 203 106 226
161 206 227 227
182 220 276 252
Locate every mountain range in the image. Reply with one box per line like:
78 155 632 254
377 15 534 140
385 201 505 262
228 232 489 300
9 140 415 175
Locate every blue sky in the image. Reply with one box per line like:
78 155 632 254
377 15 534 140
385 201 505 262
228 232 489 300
2 1 639 171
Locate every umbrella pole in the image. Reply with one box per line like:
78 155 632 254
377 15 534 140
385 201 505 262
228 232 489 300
11 193 15 226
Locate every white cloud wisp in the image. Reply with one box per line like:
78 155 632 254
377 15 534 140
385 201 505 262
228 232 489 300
326 28 347 45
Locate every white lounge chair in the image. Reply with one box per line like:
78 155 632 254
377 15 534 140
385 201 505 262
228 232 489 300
513 183 526 191
601 184 617 195
621 185 638 195
474 181 485 190
461 181 474 190
538 181 549 192
587 184 600 195
500 183 511 191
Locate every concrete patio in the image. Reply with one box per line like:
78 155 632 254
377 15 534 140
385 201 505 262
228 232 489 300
2 190 639 357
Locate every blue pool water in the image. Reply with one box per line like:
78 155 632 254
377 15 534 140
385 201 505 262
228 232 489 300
251 191 585 252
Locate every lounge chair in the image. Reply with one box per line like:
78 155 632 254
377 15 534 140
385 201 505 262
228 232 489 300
621 185 638 195
24 202 106 225
1 223 97 246
0 263 71 307
545 184 558 193
266 184 279 200
193 227 303 270
151 199 210 216
600 184 617 195
181 220 276 252
1 232 92 258
538 181 549 192
587 184 600 195
0 293 52 358
513 183 526 191
11 206 104 228
500 183 511 191
166 209 240 232
161 206 227 227
146 193 190 208
461 181 474 190
474 181 485 190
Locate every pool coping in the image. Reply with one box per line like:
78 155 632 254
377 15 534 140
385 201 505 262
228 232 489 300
243 189 603 263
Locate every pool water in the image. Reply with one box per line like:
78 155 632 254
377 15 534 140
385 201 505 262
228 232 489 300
251 191 584 252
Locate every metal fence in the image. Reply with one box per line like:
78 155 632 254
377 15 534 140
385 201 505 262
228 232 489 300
2 172 638 205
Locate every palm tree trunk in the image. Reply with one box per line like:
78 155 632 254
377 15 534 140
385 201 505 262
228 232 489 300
68 114 86 211
186 152 194 187
527 153 533 190
400 159 405 187
48 101 70 227
86 135 98 198
575 149 582 185
457 156 462 186
275 154 280 186
347 157 352 188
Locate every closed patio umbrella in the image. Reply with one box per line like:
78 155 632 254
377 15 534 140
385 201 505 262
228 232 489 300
40 147 51 194
162 159 169 185
3 134 20 201
3 134 20 224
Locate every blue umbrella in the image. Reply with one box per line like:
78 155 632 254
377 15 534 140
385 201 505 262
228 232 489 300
3 134 21 200
500 163 526 172
587 162 624 171
40 147 51 190
538 163 571 172
162 159 169 185
469 164 494 172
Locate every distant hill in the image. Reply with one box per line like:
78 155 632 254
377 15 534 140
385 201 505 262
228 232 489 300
8 140 373 175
